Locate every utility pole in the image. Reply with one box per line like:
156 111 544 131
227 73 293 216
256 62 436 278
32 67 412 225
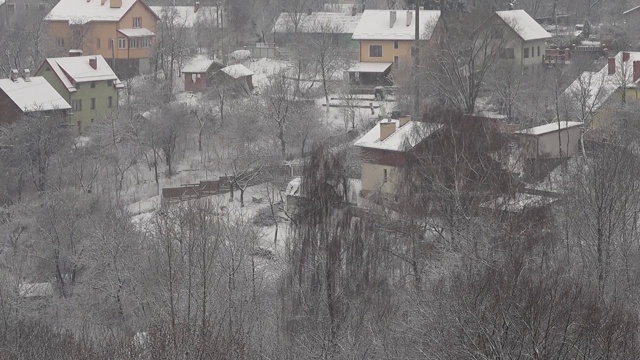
413 0 420 119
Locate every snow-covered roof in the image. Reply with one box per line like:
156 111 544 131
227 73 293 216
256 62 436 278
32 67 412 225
150 5 218 28
355 119 442 152
352 10 441 41
563 51 640 117
46 0 138 24
117 28 155 37
494 10 552 41
347 62 392 73
479 192 558 213
42 55 122 92
273 12 362 34
230 50 251 60
624 5 640 15
0 76 71 112
220 64 254 79
515 121 583 136
181 55 221 73
0 1 5 7
285 177 302 197
18 283 54 298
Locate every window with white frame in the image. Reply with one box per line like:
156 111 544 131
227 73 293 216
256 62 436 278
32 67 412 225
118 37 126 49
133 17 142 28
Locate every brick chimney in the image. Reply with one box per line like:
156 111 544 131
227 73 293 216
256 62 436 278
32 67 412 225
101 0 107 5
110 0 122 8
634 61 640 82
69 49 83 57
194 1 200 13
389 10 396 28
623 51 630 62
406 10 412 26
380 120 396 141
22 69 30 82
608 57 615 75
89 57 97 70
9 69 18 82
399 115 411 127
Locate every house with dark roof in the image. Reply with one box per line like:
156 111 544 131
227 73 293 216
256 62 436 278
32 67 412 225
36 54 123 134
0 69 71 125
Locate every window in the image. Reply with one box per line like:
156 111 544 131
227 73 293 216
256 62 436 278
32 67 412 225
394 55 399 69
369 45 382 58
133 17 142 28
537 46 540 57
383 169 388 183
91 119 94 123
129 38 139 48
118 37 126 49
499 48 514 59
71 99 82 112
45 66 51 71
108 96 113 108
90 82 95 88
523 47 529 58
394 40 399 49
56 38 64 48
531 47 534 57
107 80 113 87
76 83 80 89
7 4 15 15
97 38 101 49
91 98 95 110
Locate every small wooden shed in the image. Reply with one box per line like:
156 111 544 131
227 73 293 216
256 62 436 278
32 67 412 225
182 55 224 92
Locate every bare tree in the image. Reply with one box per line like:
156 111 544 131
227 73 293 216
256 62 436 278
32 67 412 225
0 110 71 192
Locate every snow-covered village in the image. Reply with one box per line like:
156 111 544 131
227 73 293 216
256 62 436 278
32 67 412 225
1 0 640 358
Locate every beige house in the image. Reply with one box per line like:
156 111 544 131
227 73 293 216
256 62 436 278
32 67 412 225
354 116 442 197
515 121 583 159
489 10 551 73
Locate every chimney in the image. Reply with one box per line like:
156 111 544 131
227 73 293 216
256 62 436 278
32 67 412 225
9 69 18 82
194 1 200 13
101 0 107 5
406 10 412 26
69 49 83 57
89 57 97 70
380 120 396 141
22 69 30 82
389 10 396 28
634 61 640 82
351 6 357 16
399 115 411 127
623 51 630 62
608 57 615 75
110 0 122 8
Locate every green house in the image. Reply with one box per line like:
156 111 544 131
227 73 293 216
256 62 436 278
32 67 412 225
36 54 123 135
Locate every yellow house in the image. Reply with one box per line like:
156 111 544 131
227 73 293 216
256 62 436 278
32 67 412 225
45 0 159 77
563 51 640 128
349 9 441 82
